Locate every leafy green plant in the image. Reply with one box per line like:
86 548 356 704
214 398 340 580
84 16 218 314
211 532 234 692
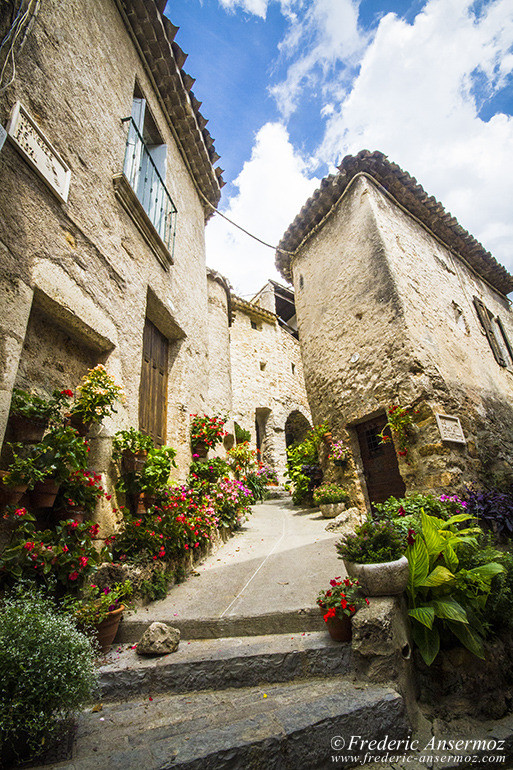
56 469 110 514
456 543 513 636
313 483 349 506
112 428 154 457
62 580 132 628
189 457 231 488
0 585 97 766
10 387 72 422
234 422 251 444
336 520 405 564
140 446 176 491
34 425 90 482
405 510 504 665
2 445 50 488
285 422 327 504
70 364 124 424
141 568 174 601
227 442 256 479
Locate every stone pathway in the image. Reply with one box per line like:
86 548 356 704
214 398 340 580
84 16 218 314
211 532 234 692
118 498 346 641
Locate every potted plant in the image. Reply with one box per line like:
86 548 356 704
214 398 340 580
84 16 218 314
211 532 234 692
190 413 227 458
313 483 349 518
329 441 348 467
316 577 368 641
68 364 124 435
137 445 176 512
113 428 154 474
29 426 89 508
54 469 110 522
63 580 132 653
8 388 72 442
336 519 409 596
0 447 49 507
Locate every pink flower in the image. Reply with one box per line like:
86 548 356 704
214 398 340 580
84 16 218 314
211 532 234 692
69 571 79 581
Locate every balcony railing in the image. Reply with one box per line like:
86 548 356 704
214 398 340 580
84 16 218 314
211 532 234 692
121 117 177 253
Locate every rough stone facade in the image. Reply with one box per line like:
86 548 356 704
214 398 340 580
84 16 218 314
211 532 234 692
0 0 223 534
277 151 513 510
209 283 311 481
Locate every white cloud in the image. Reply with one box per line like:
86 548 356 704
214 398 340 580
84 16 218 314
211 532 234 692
205 122 319 295
218 0 268 19
269 0 513 275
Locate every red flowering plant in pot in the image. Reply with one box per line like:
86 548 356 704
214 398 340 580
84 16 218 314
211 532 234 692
316 577 368 641
0 509 111 593
27 425 90 508
62 580 133 654
190 413 227 457
54 469 112 522
378 404 419 463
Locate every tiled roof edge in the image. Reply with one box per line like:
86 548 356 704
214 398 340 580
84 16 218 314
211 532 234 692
232 296 277 323
276 150 513 296
120 0 223 216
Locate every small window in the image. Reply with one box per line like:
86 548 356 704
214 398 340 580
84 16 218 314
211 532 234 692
473 297 512 368
291 363 296 374
251 320 257 330
299 275 304 290
260 361 266 371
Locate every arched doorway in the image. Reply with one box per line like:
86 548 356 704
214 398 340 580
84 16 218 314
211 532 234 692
285 410 311 448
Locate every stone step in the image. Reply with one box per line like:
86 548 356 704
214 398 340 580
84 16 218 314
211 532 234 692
265 485 290 500
99 630 352 701
37 677 408 769
117 606 325 643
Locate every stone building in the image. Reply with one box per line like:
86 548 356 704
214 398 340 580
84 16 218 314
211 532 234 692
276 150 513 510
0 0 224 532
205 274 311 480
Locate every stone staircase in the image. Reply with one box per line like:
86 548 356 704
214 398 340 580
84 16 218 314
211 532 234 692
35 614 410 769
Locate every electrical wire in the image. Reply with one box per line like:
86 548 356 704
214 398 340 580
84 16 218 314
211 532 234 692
0 0 39 94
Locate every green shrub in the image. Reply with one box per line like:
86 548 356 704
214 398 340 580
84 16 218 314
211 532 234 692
336 520 405 564
285 423 326 504
0 586 97 765
457 543 513 635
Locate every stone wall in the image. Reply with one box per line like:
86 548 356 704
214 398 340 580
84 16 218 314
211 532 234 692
229 299 311 480
290 175 513 508
0 0 213 533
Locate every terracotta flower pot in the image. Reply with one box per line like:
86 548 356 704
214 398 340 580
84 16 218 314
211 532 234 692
191 440 208 459
95 605 124 653
9 414 48 443
325 614 352 642
30 478 61 508
343 555 409 596
133 491 157 515
68 413 92 436
54 507 87 523
121 448 148 474
0 471 28 507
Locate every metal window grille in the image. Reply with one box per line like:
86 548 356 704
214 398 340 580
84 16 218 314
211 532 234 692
122 117 177 253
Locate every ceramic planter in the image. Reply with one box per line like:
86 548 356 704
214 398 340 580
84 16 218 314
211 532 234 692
95 605 124 653
343 555 409 596
121 449 148 474
9 414 48 443
319 502 346 519
325 614 352 642
0 471 27 507
29 478 61 508
54 507 87 523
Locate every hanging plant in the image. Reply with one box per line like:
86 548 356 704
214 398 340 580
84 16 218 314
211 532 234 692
378 405 418 461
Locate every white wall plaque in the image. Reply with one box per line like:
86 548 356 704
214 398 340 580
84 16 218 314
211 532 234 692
435 414 466 444
7 102 71 203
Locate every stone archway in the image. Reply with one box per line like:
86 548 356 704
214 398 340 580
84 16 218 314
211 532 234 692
285 410 311 448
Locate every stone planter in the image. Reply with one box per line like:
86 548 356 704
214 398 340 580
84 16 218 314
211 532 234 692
343 555 409 596
319 502 346 519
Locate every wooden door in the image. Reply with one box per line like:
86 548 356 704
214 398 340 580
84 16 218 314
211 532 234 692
139 319 168 446
356 415 406 506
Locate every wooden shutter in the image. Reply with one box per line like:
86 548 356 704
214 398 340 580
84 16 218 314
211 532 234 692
473 297 507 367
139 319 169 446
496 317 513 365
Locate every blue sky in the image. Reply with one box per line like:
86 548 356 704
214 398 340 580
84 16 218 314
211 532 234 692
165 0 513 295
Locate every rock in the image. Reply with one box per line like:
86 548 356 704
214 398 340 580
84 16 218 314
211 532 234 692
136 622 180 656
324 506 362 533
